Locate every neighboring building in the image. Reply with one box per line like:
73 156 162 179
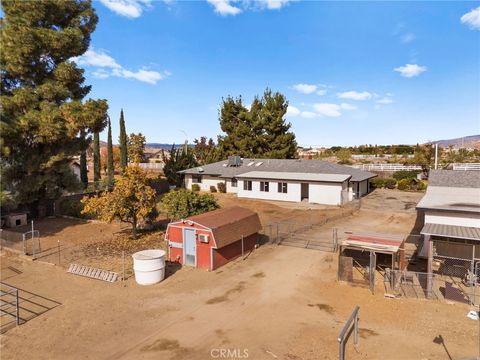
165 206 261 271
179 157 376 206
416 170 480 285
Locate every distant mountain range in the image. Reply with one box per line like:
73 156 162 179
430 134 480 148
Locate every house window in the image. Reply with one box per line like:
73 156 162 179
192 175 202 183
260 181 269 192
243 180 252 191
231 178 238 187
278 182 288 193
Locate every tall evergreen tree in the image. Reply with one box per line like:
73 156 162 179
119 109 128 171
163 145 198 187
0 0 108 205
80 131 88 189
107 117 114 188
217 89 297 159
93 131 101 186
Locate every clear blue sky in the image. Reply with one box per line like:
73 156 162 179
77 1 480 147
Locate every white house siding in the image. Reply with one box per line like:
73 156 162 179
348 180 369 201
237 179 301 202
237 179 347 205
424 210 480 228
225 178 239 194
184 175 224 192
309 183 344 205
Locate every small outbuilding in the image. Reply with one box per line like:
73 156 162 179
165 206 262 271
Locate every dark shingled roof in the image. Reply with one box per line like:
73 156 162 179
428 170 480 188
186 206 261 249
179 158 376 182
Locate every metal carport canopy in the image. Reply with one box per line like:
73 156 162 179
421 223 480 241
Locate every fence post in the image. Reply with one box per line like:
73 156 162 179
276 223 279 244
122 250 125 281
15 288 19 326
241 235 244 259
57 240 61 265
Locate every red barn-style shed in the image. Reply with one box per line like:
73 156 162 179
165 206 262 271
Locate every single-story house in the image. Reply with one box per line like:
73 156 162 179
416 170 480 285
165 206 262 271
179 157 376 206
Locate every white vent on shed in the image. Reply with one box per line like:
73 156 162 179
198 234 209 243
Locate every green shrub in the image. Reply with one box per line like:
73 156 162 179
397 178 411 191
416 180 427 191
217 182 226 193
59 199 91 219
191 184 200 192
210 185 217 193
393 170 419 181
146 176 170 194
371 178 385 189
161 189 219 220
384 178 396 189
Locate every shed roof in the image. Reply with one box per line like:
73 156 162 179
186 206 262 249
428 170 480 188
235 171 351 183
341 232 405 253
421 223 480 241
179 158 376 182
416 186 480 213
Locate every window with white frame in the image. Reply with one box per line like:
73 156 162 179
243 180 252 191
192 175 202 183
260 181 269 192
278 182 288 193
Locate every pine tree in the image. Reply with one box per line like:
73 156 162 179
119 109 128 171
93 131 101 187
0 0 108 205
107 117 114 188
217 89 297 159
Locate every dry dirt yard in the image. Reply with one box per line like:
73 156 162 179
0 189 477 360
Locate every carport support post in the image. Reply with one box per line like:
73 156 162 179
426 237 433 299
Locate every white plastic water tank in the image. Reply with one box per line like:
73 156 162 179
132 249 166 285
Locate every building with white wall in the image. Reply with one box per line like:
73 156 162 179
416 170 480 260
180 157 376 206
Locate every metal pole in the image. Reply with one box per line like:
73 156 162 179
15 288 19 326
57 240 61 265
434 143 438 170
122 250 125 281
339 339 344 360
354 312 358 345
241 235 244 259
276 223 279 244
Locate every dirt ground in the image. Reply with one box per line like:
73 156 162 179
0 189 477 360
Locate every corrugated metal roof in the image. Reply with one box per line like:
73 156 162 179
179 158 376 182
235 171 351 183
416 186 480 213
428 170 480 188
341 232 405 253
421 223 480 241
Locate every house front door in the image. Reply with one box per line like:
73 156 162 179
183 228 196 266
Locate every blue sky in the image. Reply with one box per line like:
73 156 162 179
75 0 480 147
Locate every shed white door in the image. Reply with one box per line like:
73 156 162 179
183 228 196 266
